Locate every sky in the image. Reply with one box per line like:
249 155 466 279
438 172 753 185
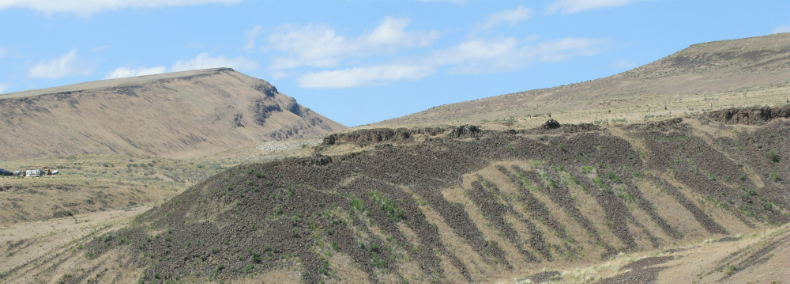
1 0 789 127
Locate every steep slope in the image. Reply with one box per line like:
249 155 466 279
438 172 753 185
0 68 345 161
375 33 790 128
7 112 787 283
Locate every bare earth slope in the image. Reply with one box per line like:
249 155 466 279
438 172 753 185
0 68 346 161
375 33 790 129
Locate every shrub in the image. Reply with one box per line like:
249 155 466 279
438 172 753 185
607 172 622 183
370 253 386 268
724 264 738 275
770 171 782 182
369 192 405 222
349 196 365 212
765 149 780 163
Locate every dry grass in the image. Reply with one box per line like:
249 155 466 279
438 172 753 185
373 33 790 130
0 68 344 162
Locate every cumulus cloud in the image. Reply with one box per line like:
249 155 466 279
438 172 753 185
104 66 166 79
0 82 8 93
267 17 439 70
242 25 263 50
28 48 94 79
428 37 609 74
546 0 631 14
0 0 242 16
773 25 790 34
476 5 533 31
297 36 608 88
170 52 258 72
296 64 435 88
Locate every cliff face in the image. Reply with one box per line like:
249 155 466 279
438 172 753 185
0 68 345 161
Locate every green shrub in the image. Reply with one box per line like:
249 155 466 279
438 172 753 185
369 192 405 221
768 171 782 182
370 252 386 268
765 149 780 163
607 172 621 183
349 195 365 212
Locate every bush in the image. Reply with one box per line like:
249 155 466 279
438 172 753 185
770 171 782 182
369 192 405 222
349 195 365 212
766 149 780 163
607 172 622 183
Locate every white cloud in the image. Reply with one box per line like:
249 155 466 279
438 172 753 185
546 0 631 14
427 37 608 74
296 64 435 88
0 0 242 16
170 52 258 72
104 66 166 79
267 17 439 70
242 25 263 50
0 83 8 93
28 48 93 79
612 59 636 69
415 0 465 5
296 36 608 88
270 71 288 80
773 25 790 34
476 5 533 31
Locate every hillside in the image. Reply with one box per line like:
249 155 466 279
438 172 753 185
0 68 346 161
5 110 788 283
374 33 790 129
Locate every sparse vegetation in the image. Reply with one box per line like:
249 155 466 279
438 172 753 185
765 149 780 163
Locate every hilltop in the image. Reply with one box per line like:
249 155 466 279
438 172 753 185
0 68 346 161
375 33 790 129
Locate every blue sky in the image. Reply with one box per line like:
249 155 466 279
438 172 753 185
1 0 788 126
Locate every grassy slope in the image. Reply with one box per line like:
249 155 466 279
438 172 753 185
0 68 345 161
374 33 790 130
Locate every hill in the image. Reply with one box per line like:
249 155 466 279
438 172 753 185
4 109 788 283
374 33 790 129
2 34 790 284
0 68 346 161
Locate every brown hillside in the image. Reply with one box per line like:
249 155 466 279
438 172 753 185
0 68 346 161
6 112 787 283
374 33 790 128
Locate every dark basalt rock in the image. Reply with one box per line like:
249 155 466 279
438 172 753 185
706 104 790 125
450 124 481 138
543 119 561 129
